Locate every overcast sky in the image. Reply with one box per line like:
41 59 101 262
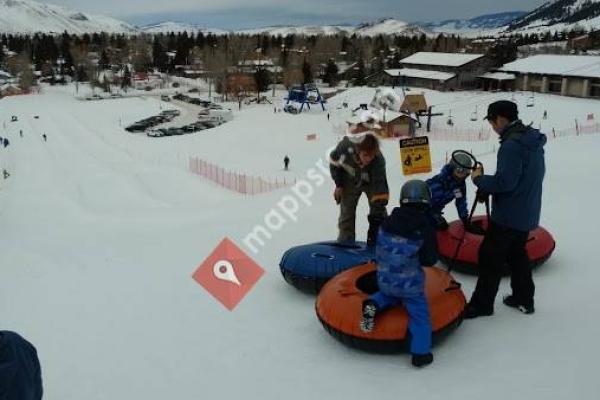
42 0 548 29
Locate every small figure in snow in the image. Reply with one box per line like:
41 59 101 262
3 169 9 179
327 112 330 121
543 110 548 120
20 129 23 138
42 134 47 142
360 180 437 368
284 155 290 171
3 137 9 148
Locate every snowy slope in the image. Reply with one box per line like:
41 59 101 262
420 11 526 38
1 85 600 400
353 18 426 37
236 19 425 37
140 21 229 35
0 0 136 34
507 0 600 34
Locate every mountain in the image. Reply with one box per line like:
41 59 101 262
421 11 526 37
0 0 136 34
507 0 600 33
140 22 228 35
352 18 426 37
235 25 353 36
235 19 425 37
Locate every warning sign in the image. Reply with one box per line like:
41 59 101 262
399 136 432 176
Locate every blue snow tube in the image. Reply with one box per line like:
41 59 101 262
279 241 375 294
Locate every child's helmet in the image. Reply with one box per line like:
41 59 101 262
449 153 474 176
400 180 432 206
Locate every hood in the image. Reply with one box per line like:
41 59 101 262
502 120 547 150
382 206 429 238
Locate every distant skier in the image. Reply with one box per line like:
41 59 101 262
327 112 330 121
3 137 9 148
3 169 9 179
42 134 47 142
20 129 23 138
284 155 290 171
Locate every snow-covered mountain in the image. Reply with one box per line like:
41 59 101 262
235 19 425 37
236 25 353 36
140 22 228 35
421 12 526 37
352 18 426 37
0 0 136 34
507 0 600 33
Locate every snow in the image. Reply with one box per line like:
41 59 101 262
401 52 486 67
386 68 456 82
500 55 600 78
140 22 229 35
1 83 600 399
479 72 516 81
0 0 136 34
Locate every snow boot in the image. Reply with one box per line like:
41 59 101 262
411 353 434 368
360 300 378 333
464 302 493 319
503 295 535 314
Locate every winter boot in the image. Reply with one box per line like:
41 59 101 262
360 300 378 333
503 295 535 314
367 215 384 247
464 302 494 319
411 353 434 368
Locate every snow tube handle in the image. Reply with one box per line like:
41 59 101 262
445 279 462 292
311 253 335 260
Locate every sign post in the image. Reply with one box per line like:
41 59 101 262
400 136 432 176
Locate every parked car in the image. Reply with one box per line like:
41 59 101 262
161 95 171 102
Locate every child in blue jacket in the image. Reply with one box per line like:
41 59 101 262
426 153 483 234
360 180 438 367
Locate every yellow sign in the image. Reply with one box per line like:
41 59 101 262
400 136 432 175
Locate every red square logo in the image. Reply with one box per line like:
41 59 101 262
193 238 265 311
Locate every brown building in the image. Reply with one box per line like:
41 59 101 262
499 55 600 99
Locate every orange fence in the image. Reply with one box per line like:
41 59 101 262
189 157 296 195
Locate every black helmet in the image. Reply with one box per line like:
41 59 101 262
400 180 432 206
449 152 474 176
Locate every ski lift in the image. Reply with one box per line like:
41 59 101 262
527 92 535 108
470 106 478 122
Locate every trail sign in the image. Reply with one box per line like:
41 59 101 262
400 136 432 176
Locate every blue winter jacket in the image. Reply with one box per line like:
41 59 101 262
0 331 43 400
474 120 546 232
376 206 438 298
426 165 469 221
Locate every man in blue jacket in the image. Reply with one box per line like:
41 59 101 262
465 100 546 319
0 331 43 400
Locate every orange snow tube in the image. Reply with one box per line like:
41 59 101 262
316 263 466 353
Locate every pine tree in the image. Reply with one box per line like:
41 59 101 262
354 58 366 86
324 58 339 87
302 58 313 84
121 65 131 90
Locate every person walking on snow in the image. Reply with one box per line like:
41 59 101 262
330 133 389 246
283 155 290 171
465 100 546 319
360 180 438 367
42 134 47 142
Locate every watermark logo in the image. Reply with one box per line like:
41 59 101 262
193 238 265 311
